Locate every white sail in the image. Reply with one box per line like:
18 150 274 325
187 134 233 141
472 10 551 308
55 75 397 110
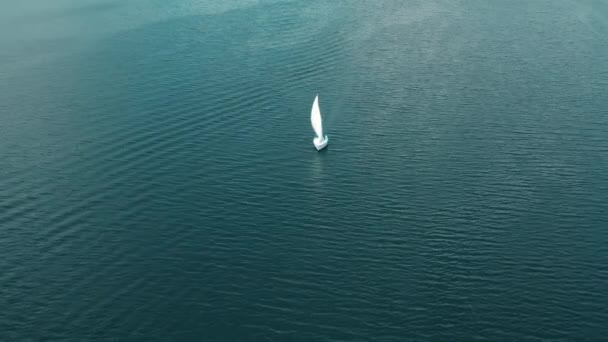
311 95 323 139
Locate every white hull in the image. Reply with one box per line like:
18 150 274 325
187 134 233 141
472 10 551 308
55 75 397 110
313 135 329 151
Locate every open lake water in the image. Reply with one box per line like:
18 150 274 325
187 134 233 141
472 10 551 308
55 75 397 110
1 0 607 340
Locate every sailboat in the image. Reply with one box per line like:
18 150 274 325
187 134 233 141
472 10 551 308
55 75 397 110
311 94 328 151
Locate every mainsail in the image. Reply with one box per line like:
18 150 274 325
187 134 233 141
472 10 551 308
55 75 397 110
311 95 323 139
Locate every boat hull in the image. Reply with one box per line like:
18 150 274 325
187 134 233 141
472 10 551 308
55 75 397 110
313 135 328 151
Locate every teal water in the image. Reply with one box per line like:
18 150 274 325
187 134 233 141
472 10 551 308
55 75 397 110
2 0 608 340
